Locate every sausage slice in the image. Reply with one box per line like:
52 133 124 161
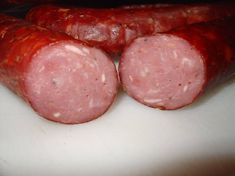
119 17 235 109
0 14 118 124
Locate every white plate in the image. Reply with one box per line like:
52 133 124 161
1 79 235 176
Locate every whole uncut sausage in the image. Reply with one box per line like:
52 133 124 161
26 2 235 54
0 14 118 124
121 4 175 9
119 17 235 110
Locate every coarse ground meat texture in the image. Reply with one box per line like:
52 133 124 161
26 2 235 54
119 17 235 110
0 14 118 124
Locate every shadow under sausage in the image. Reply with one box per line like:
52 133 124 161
105 89 126 113
182 77 235 110
151 155 235 176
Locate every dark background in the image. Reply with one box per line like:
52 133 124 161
0 0 231 17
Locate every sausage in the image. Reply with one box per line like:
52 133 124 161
26 2 235 54
119 17 235 110
0 14 118 124
121 4 175 9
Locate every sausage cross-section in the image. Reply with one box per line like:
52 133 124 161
0 14 118 124
26 2 235 54
119 17 235 110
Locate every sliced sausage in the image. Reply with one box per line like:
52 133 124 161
26 2 235 54
119 17 235 110
0 14 118 124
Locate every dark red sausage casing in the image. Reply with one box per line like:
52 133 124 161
26 2 235 54
119 17 235 110
0 14 118 124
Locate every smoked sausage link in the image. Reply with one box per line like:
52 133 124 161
0 14 118 124
119 17 235 110
26 2 235 54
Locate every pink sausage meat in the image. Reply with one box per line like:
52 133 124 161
26 41 118 123
119 18 235 110
0 14 118 124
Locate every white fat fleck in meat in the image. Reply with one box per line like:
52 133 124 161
162 36 169 41
160 52 165 61
65 45 86 56
53 112 61 118
147 89 160 94
0 30 7 38
82 47 90 54
183 85 188 92
140 70 147 77
130 52 135 57
58 8 70 12
129 75 133 82
144 98 162 104
38 66 45 73
71 63 82 72
66 25 72 33
107 89 115 96
89 99 94 108
89 63 95 68
35 89 41 95
182 12 187 17
74 34 79 40
77 108 82 112
148 18 154 24
173 51 178 58
187 9 192 13
101 73 106 83
144 67 149 73
181 57 194 67
192 8 200 14
140 67 149 77
155 82 160 87
157 102 165 107
21 35 31 42
65 14 73 20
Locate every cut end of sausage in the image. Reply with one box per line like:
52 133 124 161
119 35 205 110
25 41 118 124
